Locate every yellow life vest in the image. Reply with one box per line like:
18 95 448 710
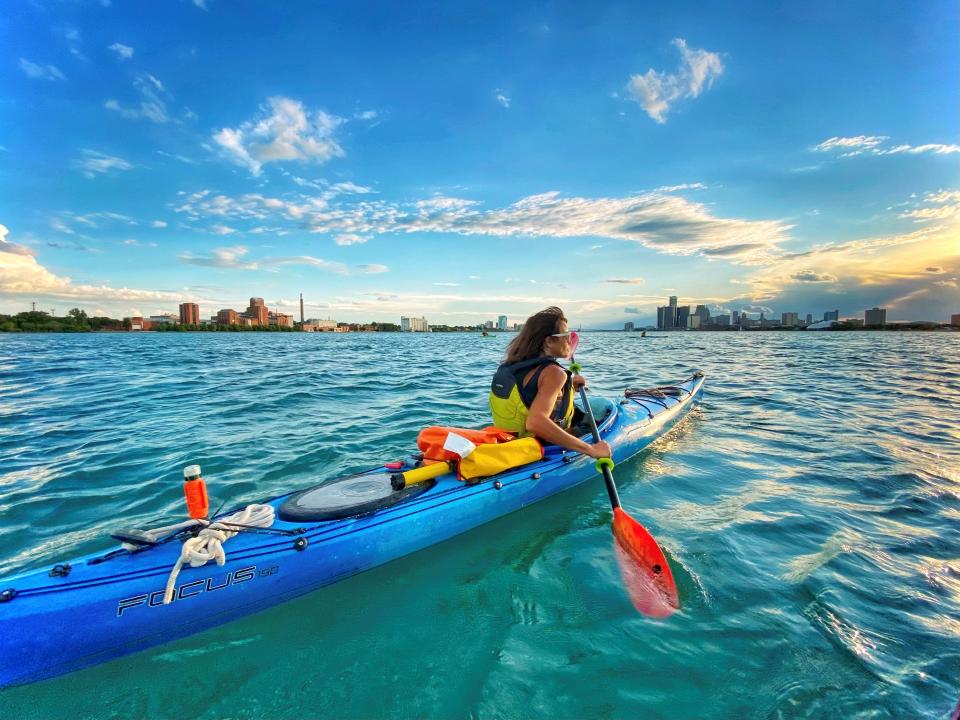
489 357 575 437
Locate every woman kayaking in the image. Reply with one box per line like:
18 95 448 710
489 306 612 459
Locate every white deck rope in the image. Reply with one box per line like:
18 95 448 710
162 504 276 604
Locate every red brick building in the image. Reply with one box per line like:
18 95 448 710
179 303 200 325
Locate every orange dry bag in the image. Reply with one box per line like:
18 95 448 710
416 426 515 462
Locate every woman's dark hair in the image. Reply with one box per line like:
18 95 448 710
504 306 567 364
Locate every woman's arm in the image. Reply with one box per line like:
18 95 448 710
525 365 611 458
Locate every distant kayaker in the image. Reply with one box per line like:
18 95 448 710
489 306 612 459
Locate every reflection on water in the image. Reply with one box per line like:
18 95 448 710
0 331 957 718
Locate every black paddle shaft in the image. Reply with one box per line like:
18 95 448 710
576 384 622 510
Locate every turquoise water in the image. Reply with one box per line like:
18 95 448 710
0 332 958 719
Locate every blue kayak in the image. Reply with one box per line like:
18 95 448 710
0 372 705 688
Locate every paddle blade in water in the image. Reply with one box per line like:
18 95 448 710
612 507 679 618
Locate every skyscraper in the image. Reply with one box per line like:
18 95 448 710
824 310 839 322
300 293 304 324
497 315 508 331
864 307 887 326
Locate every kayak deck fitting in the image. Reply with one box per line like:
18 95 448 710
0 371 705 689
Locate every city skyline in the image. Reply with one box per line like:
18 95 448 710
1 2 958 328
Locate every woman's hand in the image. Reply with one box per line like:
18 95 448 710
572 375 587 390
584 440 612 459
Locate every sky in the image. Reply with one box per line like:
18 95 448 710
1 1 958 327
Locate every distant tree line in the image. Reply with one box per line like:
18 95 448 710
0 309 128 332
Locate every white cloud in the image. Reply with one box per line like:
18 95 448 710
625 39 723 123
177 246 347 274
605 278 645 285
193 0 209 9
654 183 707 193
814 136 960 159
495 90 510 108
178 245 256 269
175 188 791 265
72 149 133 179
0 227 182 304
151 220 168 228
210 224 237 235
354 110 378 120
213 97 345 176
105 74 172 123
334 233 370 246
432 282 460 287
108 43 134 60
19 58 66 82
357 264 388 274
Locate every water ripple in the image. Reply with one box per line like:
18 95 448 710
0 330 958 718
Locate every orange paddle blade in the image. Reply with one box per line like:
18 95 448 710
612 507 680 618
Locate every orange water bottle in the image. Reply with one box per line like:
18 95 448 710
183 464 209 519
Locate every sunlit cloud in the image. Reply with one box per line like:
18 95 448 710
174 188 792 265
625 38 723 123
357 264 388 274
0 226 184 306
900 190 960 221
213 97 345 176
814 135 960 159
151 220 168 228
0 224 35 256
605 278 645 285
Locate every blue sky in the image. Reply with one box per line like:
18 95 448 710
1 0 958 326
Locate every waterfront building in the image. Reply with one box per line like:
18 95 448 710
179 303 199 325
688 315 701 330
669 296 678 311
805 313 813 325
952 314 960 327
714 315 731 327
247 297 269 326
497 315 508 331
149 313 178 325
401 316 430 332
846 318 864 327
624 321 634 332
656 305 674 330
824 310 839 322
676 306 691 330
694 304 711 327
782 312 799 327
217 309 238 325
269 312 294 328
864 307 887 326
732 310 740 325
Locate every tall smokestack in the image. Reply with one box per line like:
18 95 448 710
300 293 304 323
